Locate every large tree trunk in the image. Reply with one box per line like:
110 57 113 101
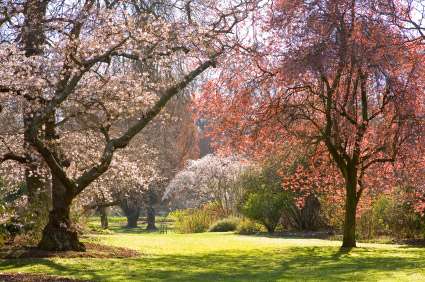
342 172 358 248
126 208 140 228
38 178 84 251
121 201 140 228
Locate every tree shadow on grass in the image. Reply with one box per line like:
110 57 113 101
1 246 424 281
332 246 353 259
0 258 105 281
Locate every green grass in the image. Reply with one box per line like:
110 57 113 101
1 218 425 281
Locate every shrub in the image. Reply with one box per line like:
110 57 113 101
241 191 289 233
0 181 50 244
0 219 26 246
236 219 263 235
177 210 212 233
357 196 392 239
208 217 240 232
0 224 6 247
357 190 425 240
237 162 294 233
170 205 217 233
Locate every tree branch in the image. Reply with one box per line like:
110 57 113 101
0 153 27 164
74 56 217 194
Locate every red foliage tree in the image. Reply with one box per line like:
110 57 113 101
197 0 425 247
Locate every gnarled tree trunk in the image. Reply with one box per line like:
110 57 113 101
126 208 140 228
121 200 140 228
38 177 84 251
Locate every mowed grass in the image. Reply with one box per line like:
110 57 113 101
1 218 425 281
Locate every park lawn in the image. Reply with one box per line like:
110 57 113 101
1 221 425 281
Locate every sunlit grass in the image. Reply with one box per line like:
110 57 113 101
1 218 424 281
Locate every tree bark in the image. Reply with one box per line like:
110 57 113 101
99 206 108 229
126 208 140 228
264 222 276 234
38 177 85 251
146 206 157 231
121 201 140 228
145 188 157 231
342 171 358 248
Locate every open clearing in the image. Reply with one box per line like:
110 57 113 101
1 219 424 281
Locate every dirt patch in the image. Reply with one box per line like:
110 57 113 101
0 243 140 259
0 273 90 282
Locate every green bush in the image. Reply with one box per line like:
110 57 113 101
241 191 289 233
357 190 425 240
386 194 425 239
170 206 217 233
357 196 392 239
237 162 294 233
0 224 6 247
236 219 263 235
208 217 240 232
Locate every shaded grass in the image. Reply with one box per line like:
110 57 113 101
1 218 425 281
86 216 173 234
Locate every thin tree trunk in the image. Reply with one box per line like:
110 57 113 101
146 189 157 231
38 177 85 251
99 206 108 229
265 225 275 234
146 206 157 231
342 172 358 248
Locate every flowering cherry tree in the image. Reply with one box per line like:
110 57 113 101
164 154 249 214
80 97 199 230
0 0 254 251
